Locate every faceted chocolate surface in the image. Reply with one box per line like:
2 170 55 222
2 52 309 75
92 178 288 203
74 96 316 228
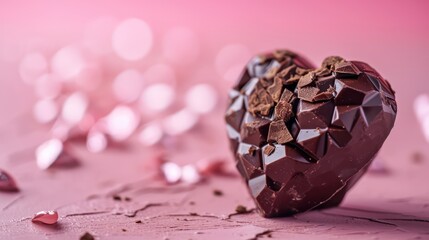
225 50 397 218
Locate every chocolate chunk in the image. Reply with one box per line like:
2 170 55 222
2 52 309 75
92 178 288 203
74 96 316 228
268 120 293 144
275 65 296 82
225 50 397 218
266 78 283 102
297 87 320 102
321 56 344 69
297 72 316 88
274 100 293 121
334 61 361 78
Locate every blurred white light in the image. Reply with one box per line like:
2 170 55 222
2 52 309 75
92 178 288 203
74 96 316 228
51 46 85 80
36 138 63 170
143 64 176 85
162 109 199 136
112 18 153 61
61 92 89 125
33 99 58 124
113 69 144 103
163 27 199 65
105 105 140 141
19 52 48 85
140 83 175 112
87 131 108 153
185 84 218 114
181 164 201 184
414 94 429 142
215 44 250 82
35 74 62 99
139 122 164 146
161 162 182 184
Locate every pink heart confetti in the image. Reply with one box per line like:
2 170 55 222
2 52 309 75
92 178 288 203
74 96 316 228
0 169 19 192
32 211 59 225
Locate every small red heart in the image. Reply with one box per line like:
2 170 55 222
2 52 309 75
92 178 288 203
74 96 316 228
225 50 397 217
32 211 59 225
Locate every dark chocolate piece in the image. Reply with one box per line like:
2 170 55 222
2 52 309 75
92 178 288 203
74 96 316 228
225 49 397 218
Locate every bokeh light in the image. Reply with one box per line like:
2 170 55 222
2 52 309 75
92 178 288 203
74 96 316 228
113 69 144 103
51 46 85 80
112 18 153 61
140 83 175 112
185 84 218 114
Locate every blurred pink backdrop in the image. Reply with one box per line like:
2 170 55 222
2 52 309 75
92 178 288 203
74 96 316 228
1 0 429 163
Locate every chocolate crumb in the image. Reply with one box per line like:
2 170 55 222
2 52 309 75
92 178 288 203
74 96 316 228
135 220 142 224
124 197 132 202
248 146 257 155
268 120 293 144
80 232 95 240
122 229 127 232
213 189 223 196
235 205 249 214
189 201 195 205
264 145 275 156
113 195 122 201
189 212 198 216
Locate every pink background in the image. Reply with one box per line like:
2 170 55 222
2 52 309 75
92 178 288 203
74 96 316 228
1 1 429 239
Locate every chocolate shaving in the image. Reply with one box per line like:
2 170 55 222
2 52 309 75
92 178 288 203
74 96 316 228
266 78 283 102
268 120 293 144
264 145 275 156
248 87 275 116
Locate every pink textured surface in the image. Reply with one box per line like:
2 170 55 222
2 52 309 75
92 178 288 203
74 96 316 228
1 1 429 239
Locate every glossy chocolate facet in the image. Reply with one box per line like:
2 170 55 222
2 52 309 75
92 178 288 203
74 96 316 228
225 50 397 218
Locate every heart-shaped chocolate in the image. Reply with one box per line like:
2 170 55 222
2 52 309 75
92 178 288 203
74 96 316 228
225 50 397 218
